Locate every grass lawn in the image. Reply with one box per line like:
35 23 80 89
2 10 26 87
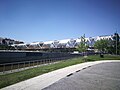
0 54 120 89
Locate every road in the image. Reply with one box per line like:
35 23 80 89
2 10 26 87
43 62 120 90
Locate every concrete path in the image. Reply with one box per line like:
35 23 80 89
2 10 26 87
2 60 120 90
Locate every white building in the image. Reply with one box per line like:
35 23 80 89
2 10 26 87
57 39 70 48
43 41 54 48
8 34 118 50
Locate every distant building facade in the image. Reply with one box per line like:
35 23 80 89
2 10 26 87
3 34 120 50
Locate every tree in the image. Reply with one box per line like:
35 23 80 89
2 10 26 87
94 33 120 55
76 34 88 55
0 45 15 50
94 39 109 53
107 39 114 54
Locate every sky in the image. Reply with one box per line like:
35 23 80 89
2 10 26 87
0 0 120 43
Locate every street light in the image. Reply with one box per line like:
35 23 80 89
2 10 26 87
115 32 117 55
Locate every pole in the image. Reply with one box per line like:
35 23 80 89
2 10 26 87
116 32 117 55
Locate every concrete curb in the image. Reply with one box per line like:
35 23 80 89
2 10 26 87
2 60 120 90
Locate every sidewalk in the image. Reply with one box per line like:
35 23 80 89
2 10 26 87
2 60 120 90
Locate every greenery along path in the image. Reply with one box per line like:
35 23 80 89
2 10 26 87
0 54 120 89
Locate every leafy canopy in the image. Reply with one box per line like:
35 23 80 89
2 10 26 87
76 34 88 52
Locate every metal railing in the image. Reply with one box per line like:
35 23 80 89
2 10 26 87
0 56 78 75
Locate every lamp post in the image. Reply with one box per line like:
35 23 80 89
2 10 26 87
115 32 117 55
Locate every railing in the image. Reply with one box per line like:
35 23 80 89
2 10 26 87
0 52 97 75
0 55 79 75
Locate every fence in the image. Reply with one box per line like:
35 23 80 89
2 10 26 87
0 55 79 75
0 52 97 75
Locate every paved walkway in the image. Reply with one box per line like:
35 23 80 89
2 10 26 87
2 60 120 90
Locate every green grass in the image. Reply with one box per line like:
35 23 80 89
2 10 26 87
0 54 120 89
85 54 120 61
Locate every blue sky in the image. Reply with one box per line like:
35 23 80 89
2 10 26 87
0 0 120 42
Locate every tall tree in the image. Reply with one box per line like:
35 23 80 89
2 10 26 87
76 34 88 54
94 39 109 53
106 38 114 54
